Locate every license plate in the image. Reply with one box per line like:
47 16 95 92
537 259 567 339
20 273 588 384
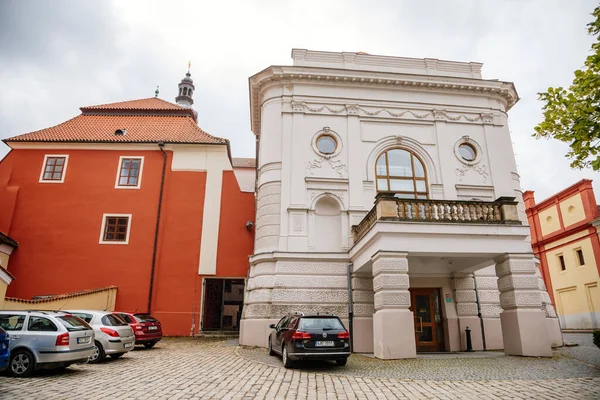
77 337 90 344
148 326 158 331
315 341 334 347
124 342 133 349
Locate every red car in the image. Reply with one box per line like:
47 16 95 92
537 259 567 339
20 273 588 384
114 313 162 348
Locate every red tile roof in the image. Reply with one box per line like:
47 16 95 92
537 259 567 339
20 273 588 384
4 98 228 145
232 157 256 168
5 286 118 304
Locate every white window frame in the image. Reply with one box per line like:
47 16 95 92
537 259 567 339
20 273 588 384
114 156 144 189
39 154 69 183
99 213 132 245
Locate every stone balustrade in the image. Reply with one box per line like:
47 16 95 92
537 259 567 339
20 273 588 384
352 194 521 241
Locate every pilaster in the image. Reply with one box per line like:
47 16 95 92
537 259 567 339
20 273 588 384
371 252 416 359
534 259 563 347
495 254 552 357
453 273 483 351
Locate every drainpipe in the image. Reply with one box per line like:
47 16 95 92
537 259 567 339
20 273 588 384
473 273 487 350
347 263 354 352
147 141 167 314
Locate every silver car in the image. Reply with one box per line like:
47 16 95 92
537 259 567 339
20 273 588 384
0 310 95 377
65 310 135 363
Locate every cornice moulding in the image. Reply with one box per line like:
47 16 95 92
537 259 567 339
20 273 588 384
249 65 518 135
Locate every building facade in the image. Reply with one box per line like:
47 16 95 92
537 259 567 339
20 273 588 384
239 49 561 358
0 71 255 335
524 180 600 330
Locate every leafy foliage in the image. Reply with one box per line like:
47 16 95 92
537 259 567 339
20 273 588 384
534 6 600 171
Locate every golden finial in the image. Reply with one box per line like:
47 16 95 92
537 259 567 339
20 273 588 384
188 61 191 71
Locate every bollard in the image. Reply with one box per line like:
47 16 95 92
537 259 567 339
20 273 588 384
465 326 473 352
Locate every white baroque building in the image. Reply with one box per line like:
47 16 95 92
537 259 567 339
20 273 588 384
239 49 562 358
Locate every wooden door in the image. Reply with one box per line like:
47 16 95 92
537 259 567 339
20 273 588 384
410 288 445 352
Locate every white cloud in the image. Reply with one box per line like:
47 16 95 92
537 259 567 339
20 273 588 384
1 0 598 201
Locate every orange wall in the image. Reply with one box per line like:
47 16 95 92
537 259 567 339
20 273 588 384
216 171 255 278
151 167 206 336
3 149 162 311
0 148 255 336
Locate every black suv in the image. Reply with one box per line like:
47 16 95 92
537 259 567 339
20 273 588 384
268 313 350 368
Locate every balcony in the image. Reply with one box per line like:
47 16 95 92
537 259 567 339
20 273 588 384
349 193 530 277
352 194 522 243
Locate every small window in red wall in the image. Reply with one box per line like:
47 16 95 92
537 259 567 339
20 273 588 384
115 156 144 188
40 155 69 183
100 214 132 244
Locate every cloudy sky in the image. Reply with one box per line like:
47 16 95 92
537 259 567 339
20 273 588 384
0 0 598 201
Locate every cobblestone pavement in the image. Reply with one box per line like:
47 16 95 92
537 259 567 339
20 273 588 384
0 336 598 399
239 333 600 381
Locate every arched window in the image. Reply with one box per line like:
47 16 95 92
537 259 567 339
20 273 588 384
375 148 428 199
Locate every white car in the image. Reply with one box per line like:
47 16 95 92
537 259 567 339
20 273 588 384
0 310 95 377
65 310 135 363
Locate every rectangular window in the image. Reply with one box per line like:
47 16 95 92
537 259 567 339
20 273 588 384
576 249 585 266
115 156 144 189
99 214 132 244
558 254 566 271
39 155 69 183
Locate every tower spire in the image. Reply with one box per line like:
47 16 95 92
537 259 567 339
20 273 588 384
175 62 195 108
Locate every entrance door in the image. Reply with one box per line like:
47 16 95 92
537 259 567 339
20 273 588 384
202 279 245 331
410 288 445 352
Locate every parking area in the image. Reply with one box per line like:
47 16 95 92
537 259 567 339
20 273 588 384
1 334 599 399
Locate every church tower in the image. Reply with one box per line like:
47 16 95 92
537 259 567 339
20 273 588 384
175 64 195 108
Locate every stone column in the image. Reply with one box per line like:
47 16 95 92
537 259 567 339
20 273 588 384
474 266 504 350
453 273 484 351
351 273 374 353
535 260 563 347
495 254 552 357
372 252 416 359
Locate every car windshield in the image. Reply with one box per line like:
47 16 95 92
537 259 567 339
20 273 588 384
102 314 128 326
299 317 344 331
56 316 91 331
133 314 158 323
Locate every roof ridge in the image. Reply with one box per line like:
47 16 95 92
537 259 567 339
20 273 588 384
80 97 186 111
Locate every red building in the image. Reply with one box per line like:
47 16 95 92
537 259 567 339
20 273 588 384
0 72 255 335
524 180 600 329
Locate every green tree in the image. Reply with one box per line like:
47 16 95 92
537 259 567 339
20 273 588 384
534 6 600 171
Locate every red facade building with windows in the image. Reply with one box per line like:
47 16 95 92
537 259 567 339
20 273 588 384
0 73 255 335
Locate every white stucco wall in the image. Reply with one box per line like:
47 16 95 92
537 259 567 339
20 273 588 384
241 50 525 347
252 52 522 255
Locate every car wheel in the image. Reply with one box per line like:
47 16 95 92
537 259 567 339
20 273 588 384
89 341 106 364
282 345 293 369
335 359 347 366
109 353 125 359
9 349 35 378
268 337 275 356
143 342 156 349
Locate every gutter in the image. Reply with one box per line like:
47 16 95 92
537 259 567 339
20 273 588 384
147 141 167 313
347 263 354 352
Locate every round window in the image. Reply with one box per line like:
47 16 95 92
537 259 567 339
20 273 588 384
316 135 337 155
458 143 476 161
